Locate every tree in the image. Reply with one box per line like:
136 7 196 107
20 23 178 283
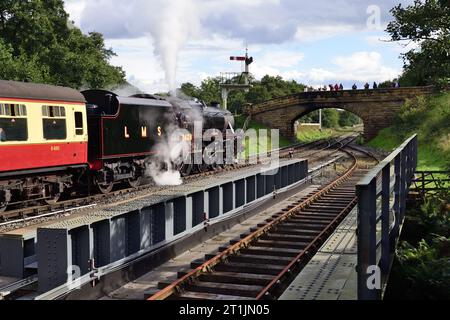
322 109 340 128
180 82 200 98
386 0 450 86
245 86 271 104
339 111 361 127
0 0 125 88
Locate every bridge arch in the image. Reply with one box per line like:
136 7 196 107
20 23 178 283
246 87 433 141
290 105 364 132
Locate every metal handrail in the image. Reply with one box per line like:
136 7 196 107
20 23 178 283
356 134 418 300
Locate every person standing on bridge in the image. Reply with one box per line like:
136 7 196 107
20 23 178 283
373 82 378 89
339 84 344 90
352 84 358 90
334 84 339 91
364 82 370 90
329 84 334 91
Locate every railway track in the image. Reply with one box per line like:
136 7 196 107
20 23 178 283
148 147 376 300
0 134 357 229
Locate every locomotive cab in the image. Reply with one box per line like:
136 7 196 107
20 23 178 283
81 89 176 192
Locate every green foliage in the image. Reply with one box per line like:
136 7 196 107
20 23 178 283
403 187 450 245
234 115 292 157
387 185 450 300
387 0 450 86
180 75 306 114
321 109 340 129
0 0 125 88
338 110 361 127
392 236 450 300
367 93 450 170
296 128 334 143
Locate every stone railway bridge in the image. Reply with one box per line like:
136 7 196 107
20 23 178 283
245 86 434 140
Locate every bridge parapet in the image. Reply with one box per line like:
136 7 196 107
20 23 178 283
244 86 434 141
247 86 434 115
356 134 418 300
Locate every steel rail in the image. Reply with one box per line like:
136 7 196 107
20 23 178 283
148 146 360 301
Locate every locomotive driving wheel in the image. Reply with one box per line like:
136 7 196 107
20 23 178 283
95 177 114 194
180 163 193 177
127 177 142 189
97 181 114 194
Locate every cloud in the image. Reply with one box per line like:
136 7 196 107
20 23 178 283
74 0 414 44
64 0 411 92
306 51 400 83
295 25 356 42
251 51 400 85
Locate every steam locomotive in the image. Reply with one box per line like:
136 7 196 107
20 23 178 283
0 80 235 212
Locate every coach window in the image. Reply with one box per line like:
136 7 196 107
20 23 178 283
74 112 84 135
0 103 28 142
42 106 67 140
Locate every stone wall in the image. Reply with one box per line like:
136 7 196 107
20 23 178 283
247 87 434 140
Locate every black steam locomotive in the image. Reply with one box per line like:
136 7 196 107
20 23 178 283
0 80 235 211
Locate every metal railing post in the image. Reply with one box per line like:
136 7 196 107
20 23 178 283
357 178 378 300
356 135 418 300
380 163 391 275
400 150 407 221
393 155 401 240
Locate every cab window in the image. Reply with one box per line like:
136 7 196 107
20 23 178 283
42 105 67 140
0 103 28 142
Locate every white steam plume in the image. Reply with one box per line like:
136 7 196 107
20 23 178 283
147 123 191 186
147 0 200 95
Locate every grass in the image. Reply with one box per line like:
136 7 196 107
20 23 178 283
296 125 363 143
235 115 292 156
296 128 334 143
235 115 364 156
367 92 450 171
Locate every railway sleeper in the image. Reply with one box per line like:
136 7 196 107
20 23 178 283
293 213 337 220
288 217 333 224
176 291 251 301
308 204 350 210
240 246 300 257
230 254 293 266
255 239 309 250
278 222 326 231
312 198 349 205
295 212 338 219
215 262 284 275
186 281 264 298
273 227 320 236
262 233 317 242
199 272 274 286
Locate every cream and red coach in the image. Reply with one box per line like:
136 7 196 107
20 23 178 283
0 80 88 211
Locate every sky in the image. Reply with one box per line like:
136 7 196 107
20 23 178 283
64 0 416 93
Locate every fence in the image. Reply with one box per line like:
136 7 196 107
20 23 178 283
356 134 418 300
410 171 450 198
